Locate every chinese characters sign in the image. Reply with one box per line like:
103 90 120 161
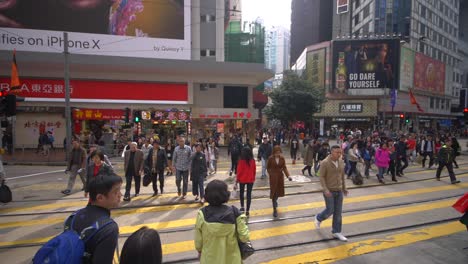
73 109 124 120
339 103 363 113
306 49 326 89
0 78 189 103
399 47 415 92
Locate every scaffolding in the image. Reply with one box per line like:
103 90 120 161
225 21 265 64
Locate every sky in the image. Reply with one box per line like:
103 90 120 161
242 0 292 29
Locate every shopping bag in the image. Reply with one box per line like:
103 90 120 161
452 192 468 213
0 182 12 203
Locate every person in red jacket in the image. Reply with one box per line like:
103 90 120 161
236 146 256 216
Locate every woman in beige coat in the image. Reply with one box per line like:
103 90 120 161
267 146 292 217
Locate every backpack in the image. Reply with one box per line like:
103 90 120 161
33 210 115 264
0 181 12 203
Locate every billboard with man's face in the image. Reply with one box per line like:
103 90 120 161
414 53 445 95
0 0 191 59
331 39 400 94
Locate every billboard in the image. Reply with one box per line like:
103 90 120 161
399 47 415 92
332 39 400 94
337 0 349 14
306 49 326 89
414 53 445 95
0 0 191 60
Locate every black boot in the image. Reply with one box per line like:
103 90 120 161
272 199 278 217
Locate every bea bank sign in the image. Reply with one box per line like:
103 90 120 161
0 0 191 60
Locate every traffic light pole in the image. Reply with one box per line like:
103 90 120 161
64 32 72 162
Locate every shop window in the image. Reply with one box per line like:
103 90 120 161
224 86 248 108
430 97 434 109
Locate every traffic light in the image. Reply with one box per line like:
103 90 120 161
399 114 404 119
134 110 141 123
5 94 17 116
124 108 130 123
405 118 410 123
464 108 468 113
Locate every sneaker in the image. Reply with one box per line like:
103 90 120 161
436 177 441 181
123 196 131 202
240 207 245 213
314 215 321 229
200 198 205 204
182 195 186 199
451 180 461 184
61 189 71 195
134 193 139 197
178 192 181 197
246 211 250 216
229 171 233 176
152 192 158 197
273 209 278 218
332 233 348 242
195 196 200 201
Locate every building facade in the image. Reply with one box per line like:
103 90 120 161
265 26 291 74
290 0 333 66
0 0 272 149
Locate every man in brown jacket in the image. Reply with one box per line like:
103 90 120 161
62 138 87 195
123 142 144 201
314 145 349 241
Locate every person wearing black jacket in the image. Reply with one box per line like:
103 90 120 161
395 135 408 176
436 139 460 184
71 174 122 263
191 143 207 203
228 136 243 176
84 151 115 198
420 135 435 169
145 141 168 196
257 137 273 179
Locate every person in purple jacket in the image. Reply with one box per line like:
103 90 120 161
374 142 390 184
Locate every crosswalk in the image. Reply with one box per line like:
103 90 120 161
0 163 467 263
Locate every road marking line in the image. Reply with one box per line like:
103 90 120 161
1 182 466 230
159 199 457 255
263 221 466 264
6 170 64 180
0 198 458 251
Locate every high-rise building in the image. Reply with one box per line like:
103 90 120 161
290 0 333 66
458 0 468 111
351 0 461 105
265 26 291 73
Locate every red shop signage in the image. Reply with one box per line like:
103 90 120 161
0 78 188 104
73 109 124 120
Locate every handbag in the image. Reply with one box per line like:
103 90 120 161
0 181 12 203
142 167 151 187
232 206 254 260
453 192 468 213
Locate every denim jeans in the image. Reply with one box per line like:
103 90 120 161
261 158 267 177
377 166 387 179
316 191 344 233
176 170 189 195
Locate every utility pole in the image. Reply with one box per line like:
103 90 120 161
64 32 72 162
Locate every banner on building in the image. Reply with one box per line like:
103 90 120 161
414 53 445 95
306 48 326 89
331 39 400 94
399 47 415 92
0 0 191 59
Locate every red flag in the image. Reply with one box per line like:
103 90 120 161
409 89 424 112
11 50 20 92
409 89 417 105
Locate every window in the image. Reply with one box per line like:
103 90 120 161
355 0 360 9
420 23 426 35
209 50 216 56
421 6 426 18
201 14 216 22
430 97 434 108
363 4 370 17
224 86 248 108
354 15 359 26
419 42 425 52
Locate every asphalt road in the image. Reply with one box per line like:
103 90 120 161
1 155 467 263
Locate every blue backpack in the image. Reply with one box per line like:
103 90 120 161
33 210 114 264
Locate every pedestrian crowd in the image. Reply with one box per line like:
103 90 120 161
28 127 464 263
